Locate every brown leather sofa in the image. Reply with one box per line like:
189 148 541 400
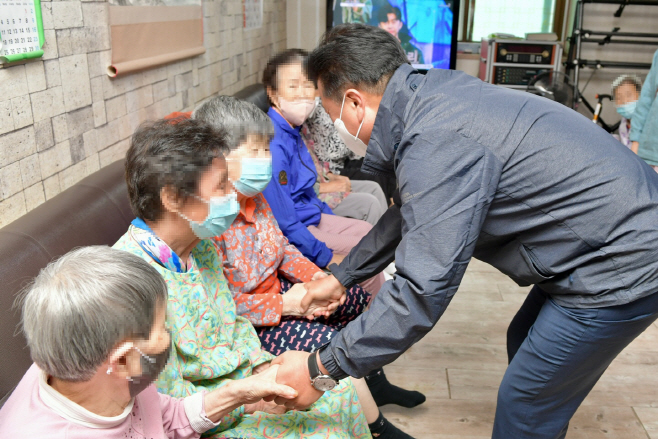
0 84 269 405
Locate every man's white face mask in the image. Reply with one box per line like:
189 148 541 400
334 93 368 157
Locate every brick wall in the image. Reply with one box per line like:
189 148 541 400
0 0 287 227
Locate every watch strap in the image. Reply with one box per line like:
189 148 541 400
308 352 321 379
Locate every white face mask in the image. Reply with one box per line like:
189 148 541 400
333 93 368 157
278 97 316 126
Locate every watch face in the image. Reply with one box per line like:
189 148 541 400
312 376 337 392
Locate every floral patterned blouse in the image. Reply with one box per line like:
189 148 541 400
302 102 359 174
214 193 322 327
113 226 370 438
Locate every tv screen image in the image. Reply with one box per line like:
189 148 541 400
331 0 458 70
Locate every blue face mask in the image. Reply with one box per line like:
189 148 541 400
616 101 637 119
180 193 239 239
233 157 273 197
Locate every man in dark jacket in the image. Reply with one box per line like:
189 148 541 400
272 24 658 438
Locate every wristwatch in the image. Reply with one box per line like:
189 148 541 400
308 352 339 391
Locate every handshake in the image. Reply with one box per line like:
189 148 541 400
218 274 349 415
281 272 348 320
235 351 330 414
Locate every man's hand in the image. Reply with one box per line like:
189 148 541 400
301 275 347 318
311 271 328 281
271 351 324 410
631 141 639 154
203 364 296 422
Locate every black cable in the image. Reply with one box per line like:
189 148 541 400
614 0 630 17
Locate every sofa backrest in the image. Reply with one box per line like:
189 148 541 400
233 83 269 113
0 160 133 402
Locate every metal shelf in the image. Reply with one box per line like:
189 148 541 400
565 0 658 127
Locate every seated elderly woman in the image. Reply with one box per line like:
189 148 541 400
260 48 387 293
112 118 370 438
0 246 298 438
193 96 426 418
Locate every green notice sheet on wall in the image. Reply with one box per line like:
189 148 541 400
0 0 44 63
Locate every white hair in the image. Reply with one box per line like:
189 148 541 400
193 95 274 149
18 246 167 382
611 74 643 97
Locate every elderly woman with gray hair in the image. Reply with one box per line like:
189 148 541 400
111 117 370 438
0 246 297 438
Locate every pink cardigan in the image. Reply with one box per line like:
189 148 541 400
0 364 213 439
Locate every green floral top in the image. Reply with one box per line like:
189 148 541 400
113 226 371 438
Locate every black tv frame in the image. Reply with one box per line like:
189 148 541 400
325 0 460 70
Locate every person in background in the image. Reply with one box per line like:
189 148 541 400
0 246 298 439
378 4 424 65
302 95 399 203
340 0 373 24
114 117 371 438
630 49 658 173
195 94 419 439
612 74 642 149
261 48 386 297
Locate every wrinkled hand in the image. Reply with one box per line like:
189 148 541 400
302 275 347 319
326 173 351 192
281 283 310 317
319 179 351 194
244 399 289 415
271 351 324 410
282 281 338 320
252 362 271 375
231 364 297 405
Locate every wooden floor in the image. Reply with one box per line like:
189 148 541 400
380 259 658 439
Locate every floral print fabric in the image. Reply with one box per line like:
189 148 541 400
214 194 321 326
301 102 359 174
113 227 370 438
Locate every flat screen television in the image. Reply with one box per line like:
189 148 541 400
328 0 459 70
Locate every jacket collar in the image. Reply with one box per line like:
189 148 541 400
268 107 301 137
362 63 424 176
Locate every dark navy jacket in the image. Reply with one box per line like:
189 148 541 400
321 64 658 379
262 108 334 268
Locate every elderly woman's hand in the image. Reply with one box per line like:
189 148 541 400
203 365 297 422
233 365 297 404
252 361 271 375
244 399 289 415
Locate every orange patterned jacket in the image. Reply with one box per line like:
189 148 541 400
213 193 321 326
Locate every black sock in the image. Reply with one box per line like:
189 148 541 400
365 368 426 408
368 412 415 439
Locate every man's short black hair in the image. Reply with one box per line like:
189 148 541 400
262 48 309 106
377 4 402 23
307 24 409 102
